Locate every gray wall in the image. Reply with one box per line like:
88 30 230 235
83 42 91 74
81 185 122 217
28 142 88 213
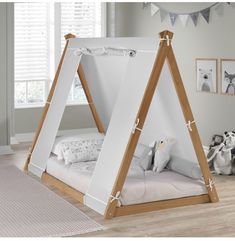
15 105 95 134
0 3 14 147
114 2 235 146
0 3 8 146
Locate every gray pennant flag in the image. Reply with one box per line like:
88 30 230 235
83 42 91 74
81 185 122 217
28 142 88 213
190 12 199 26
169 12 177 26
201 8 210 23
160 9 168 22
142 2 149 9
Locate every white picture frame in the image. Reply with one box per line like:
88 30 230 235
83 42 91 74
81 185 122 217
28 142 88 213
196 58 217 93
221 59 235 95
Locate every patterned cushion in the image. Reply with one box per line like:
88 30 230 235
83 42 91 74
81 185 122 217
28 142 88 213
59 139 104 165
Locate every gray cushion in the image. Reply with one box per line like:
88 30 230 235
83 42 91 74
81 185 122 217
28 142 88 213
134 143 153 170
167 155 202 179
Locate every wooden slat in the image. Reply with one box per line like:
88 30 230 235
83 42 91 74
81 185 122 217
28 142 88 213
115 194 210 217
104 30 173 219
24 33 76 171
77 65 105 133
166 45 219 203
41 172 84 204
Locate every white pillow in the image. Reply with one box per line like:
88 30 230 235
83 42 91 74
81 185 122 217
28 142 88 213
153 138 176 173
134 143 154 170
52 132 105 159
59 138 104 165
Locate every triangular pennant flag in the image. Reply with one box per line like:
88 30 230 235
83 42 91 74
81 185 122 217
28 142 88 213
190 12 199 26
142 2 149 9
150 3 160 16
179 14 189 27
201 8 210 23
160 9 168 22
169 13 177 26
214 3 224 16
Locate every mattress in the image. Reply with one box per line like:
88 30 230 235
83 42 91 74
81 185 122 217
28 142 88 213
46 156 207 206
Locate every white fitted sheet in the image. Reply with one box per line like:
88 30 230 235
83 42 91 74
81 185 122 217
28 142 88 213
46 156 207 206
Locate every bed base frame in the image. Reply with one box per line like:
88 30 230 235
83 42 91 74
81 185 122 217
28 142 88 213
42 172 210 217
25 30 219 219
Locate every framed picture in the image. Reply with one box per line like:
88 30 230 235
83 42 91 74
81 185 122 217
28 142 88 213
221 59 235 95
196 58 217 93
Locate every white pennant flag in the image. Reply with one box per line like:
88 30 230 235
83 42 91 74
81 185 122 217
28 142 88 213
179 15 189 27
214 3 224 16
150 3 160 16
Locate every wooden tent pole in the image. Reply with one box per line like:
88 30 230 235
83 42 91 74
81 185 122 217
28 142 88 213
166 45 219 203
104 30 173 219
77 65 105 133
24 33 76 171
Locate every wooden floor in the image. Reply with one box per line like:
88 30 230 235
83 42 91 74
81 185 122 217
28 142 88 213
1 143 235 237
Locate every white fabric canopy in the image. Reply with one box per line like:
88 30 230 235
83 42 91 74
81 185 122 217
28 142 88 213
29 37 199 216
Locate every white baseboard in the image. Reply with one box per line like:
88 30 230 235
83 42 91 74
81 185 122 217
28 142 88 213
0 145 14 155
10 136 19 145
11 128 98 144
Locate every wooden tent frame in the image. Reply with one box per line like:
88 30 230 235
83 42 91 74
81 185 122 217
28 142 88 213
25 30 219 219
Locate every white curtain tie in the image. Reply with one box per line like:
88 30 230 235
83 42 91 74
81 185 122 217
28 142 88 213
132 118 142 134
110 191 121 206
186 120 196 132
206 178 215 191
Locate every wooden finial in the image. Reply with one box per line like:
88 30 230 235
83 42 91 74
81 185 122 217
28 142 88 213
64 33 76 40
159 30 174 39
158 30 174 46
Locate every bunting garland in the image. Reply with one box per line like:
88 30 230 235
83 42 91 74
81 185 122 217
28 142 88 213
169 12 177 26
190 12 199 26
150 3 159 16
143 2 232 27
214 3 224 16
178 14 189 27
200 8 211 23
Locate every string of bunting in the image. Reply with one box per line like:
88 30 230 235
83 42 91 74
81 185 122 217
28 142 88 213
143 2 234 27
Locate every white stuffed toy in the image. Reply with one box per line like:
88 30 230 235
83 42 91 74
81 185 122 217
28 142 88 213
213 147 233 175
223 131 235 149
153 138 176 173
208 131 235 175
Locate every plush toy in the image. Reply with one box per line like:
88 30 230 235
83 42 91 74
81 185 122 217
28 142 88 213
223 131 235 149
207 131 235 175
209 134 224 149
213 147 233 175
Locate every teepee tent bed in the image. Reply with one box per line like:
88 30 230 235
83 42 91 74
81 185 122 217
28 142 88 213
25 30 219 219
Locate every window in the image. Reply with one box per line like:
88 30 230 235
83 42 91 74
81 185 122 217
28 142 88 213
14 2 104 108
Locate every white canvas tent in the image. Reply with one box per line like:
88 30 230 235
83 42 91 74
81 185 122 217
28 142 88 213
25 30 218 219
